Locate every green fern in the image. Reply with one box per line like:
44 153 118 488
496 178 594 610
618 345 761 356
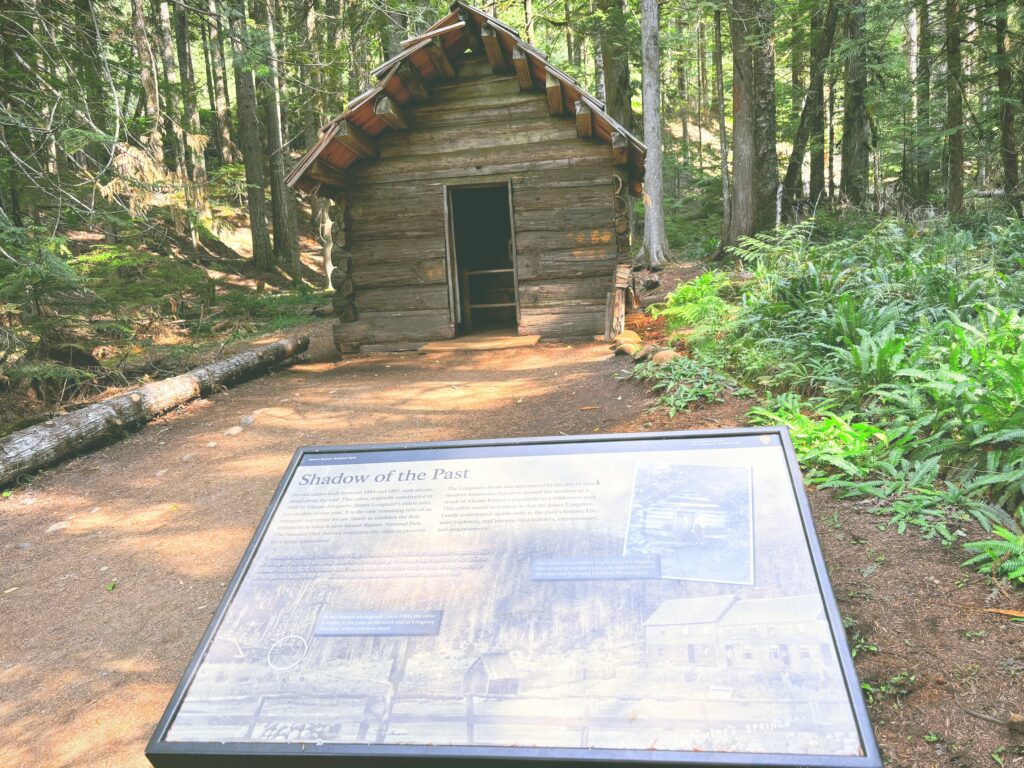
962 527 1024 584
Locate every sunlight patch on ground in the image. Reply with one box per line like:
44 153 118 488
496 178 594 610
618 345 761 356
119 528 252 579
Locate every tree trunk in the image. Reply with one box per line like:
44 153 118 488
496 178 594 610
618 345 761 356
303 0 324 149
0 336 309 487
696 16 707 170
808 3 826 206
593 0 606 102
946 0 964 214
790 11 803 129
201 21 218 134
130 0 164 165
252 0 301 282
303 0 335 289
827 71 835 199
208 0 235 163
635 0 669 268
994 0 1017 208
714 8 730 235
724 0 778 246
915 0 931 200
155 0 187 174
675 12 689 166
174 0 210 216
226 0 274 270
215 0 232 110
840 2 869 205
781 0 838 215
596 0 634 131
345 0 367 100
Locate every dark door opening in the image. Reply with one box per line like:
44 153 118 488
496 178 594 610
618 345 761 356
446 184 517 334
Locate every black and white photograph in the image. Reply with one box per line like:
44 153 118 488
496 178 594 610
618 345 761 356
624 463 754 584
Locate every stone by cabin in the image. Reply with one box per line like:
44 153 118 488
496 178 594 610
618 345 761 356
286 1 646 353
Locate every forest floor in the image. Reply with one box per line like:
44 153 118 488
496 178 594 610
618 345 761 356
0 319 1021 767
0 184 332 440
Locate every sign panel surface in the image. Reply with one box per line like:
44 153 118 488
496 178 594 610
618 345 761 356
148 430 880 767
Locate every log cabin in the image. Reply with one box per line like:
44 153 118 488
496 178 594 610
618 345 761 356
285 1 646 353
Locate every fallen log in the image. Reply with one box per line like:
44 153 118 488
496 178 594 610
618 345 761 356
0 335 309 487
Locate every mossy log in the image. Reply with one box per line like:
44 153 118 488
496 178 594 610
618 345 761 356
0 335 309 487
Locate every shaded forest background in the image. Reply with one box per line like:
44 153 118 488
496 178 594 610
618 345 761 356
1 0 1021 429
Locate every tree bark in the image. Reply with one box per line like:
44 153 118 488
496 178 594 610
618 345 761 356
714 8 730 235
696 16 707 170
724 0 778 246
596 0 634 131
808 3 826 206
914 0 931 200
635 0 669 268
946 0 964 214
207 0 235 163
790 10 803 129
130 0 164 165
174 0 210 215
675 12 689 166
303 0 334 288
215 0 232 110
155 0 187 174
994 0 1018 208
0 336 309 487
781 0 838 215
226 0 274 270
252 0 300 282
827 71 835 198
840 2 869 205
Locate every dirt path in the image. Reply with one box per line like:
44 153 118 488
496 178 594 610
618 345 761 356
0 326 649 768
1 324 1021 767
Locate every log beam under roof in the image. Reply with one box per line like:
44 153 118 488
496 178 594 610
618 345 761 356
481 25 509 73
546 71 564 116
335 120 378 158
575 100 593 138
397 60 429 101
512 46 533 90
306 158 347 188
425 38 456 78
611 131 628 166
374 96 407 130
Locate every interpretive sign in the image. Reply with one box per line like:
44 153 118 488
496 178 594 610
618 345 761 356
147 429 881 768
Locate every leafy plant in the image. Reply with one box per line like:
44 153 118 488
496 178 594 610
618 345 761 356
962 527 1024 585
649 270 736 349
632 356 733 416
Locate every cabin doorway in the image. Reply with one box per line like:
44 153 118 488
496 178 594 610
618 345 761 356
445 183 518 335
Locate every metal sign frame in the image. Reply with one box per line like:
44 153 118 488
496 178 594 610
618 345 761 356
147 428 882 768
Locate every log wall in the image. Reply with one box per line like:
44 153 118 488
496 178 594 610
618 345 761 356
334 54 622 350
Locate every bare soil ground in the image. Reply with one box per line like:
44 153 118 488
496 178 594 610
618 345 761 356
1 323 1021 767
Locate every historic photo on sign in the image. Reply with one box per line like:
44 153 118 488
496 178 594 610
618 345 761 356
624 462 754 584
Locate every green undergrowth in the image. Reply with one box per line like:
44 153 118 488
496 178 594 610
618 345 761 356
637 213 1024 586
0 218 321 435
